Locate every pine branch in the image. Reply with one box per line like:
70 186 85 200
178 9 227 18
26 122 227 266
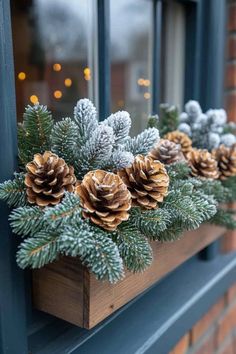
198 179 231 203
59 222 124 283
18 104 53 164
222 176 236 202
125 128 160 155
51 118 78 165
210 209 236 230
17 231 60 268
102 111 131 145
77 125 114 177
159 104 179 136
115 223 153 272
156 222 184 242
9 206 45 237
135 208 171 240
166 162 190 182
44 192 82 228
74 98 98 147
147 115 159 129
0 173 27 207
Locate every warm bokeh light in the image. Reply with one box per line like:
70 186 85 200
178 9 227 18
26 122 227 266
18 72 26 81
137 78 145 86
53 63 62 72
84 67 91 81
64 78 72 87
30 95 39 104
144 92 151 99
143 79 150 87
54 90 62 99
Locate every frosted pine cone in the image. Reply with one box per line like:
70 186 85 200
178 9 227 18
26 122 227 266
76 170 131 231
118 155 169 210
164 131 192 156
212 144 236 180
25 151 76 207
187 149 219 179
148 139 185 165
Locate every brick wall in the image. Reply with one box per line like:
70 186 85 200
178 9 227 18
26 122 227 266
223 0 236 252
169 283 236 354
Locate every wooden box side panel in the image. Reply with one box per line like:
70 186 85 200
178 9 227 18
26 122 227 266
88 225 225 328
32 256 86 327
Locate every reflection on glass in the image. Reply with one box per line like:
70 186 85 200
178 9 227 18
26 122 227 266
11 0 93 120
110 0 152 135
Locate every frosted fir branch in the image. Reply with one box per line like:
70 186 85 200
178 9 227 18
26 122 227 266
110 149 134 170
17 231 60 269
9 206 45 237
135 208 171 240
220 133 236 147
77 124 114 176
185 100 202 119
59 222 124 283
51 117 78 165
115 223 153 272
0 172 27 207
102 111 131 145
44 192 82 229
74 98 98 147
125 128 160 155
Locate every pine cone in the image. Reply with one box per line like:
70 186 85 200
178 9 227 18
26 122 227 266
76 170 131 231
187 149 219 179
164 131 192 156
118 155 169 210
148 139 185 164
212 144 236 180
25 151 76 207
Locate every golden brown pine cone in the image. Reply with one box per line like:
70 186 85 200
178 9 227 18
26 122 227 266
148 139 185 165
164 131 192 156
117 155 169 210
187 149 219 179
212 144 236 180
25 151 76 207
75 170 131 231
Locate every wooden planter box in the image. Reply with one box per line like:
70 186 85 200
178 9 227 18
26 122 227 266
32 224 225 329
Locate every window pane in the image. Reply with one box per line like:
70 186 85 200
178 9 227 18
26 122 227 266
11 0 94 120
110 0 152 135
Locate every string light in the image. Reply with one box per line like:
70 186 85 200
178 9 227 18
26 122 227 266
30 95 39 104
84 67 91 81
137 78 145 86
143 79 150 87
144 92 151 99
53 63 62 72
64 78 72 87
54 90 62 99
18 72 26 81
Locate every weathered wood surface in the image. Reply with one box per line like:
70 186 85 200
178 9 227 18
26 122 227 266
33 224 225 329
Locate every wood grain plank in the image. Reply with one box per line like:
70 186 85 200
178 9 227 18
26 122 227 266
32 256 85 327
88 225 225 328
32 224 225 328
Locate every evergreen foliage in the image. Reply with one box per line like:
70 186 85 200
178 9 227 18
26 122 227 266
158 104 179 136
17 231 60 268
115 222 153 272
125 128 159 155
0 98 236 283
18 104 53 165
51 118 78 165
59 222 124 283
0 173 27 207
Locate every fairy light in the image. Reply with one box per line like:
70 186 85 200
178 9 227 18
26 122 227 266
137 78 145 86
84 67 91 81
53 63 62 72
30 95 39 104
144 92 151 99
143 79 150 87
64 78 72 87
54 90 62 99
18 72 26 81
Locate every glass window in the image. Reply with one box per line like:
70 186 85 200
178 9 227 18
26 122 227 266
11 0 94 120
110 0 152 135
